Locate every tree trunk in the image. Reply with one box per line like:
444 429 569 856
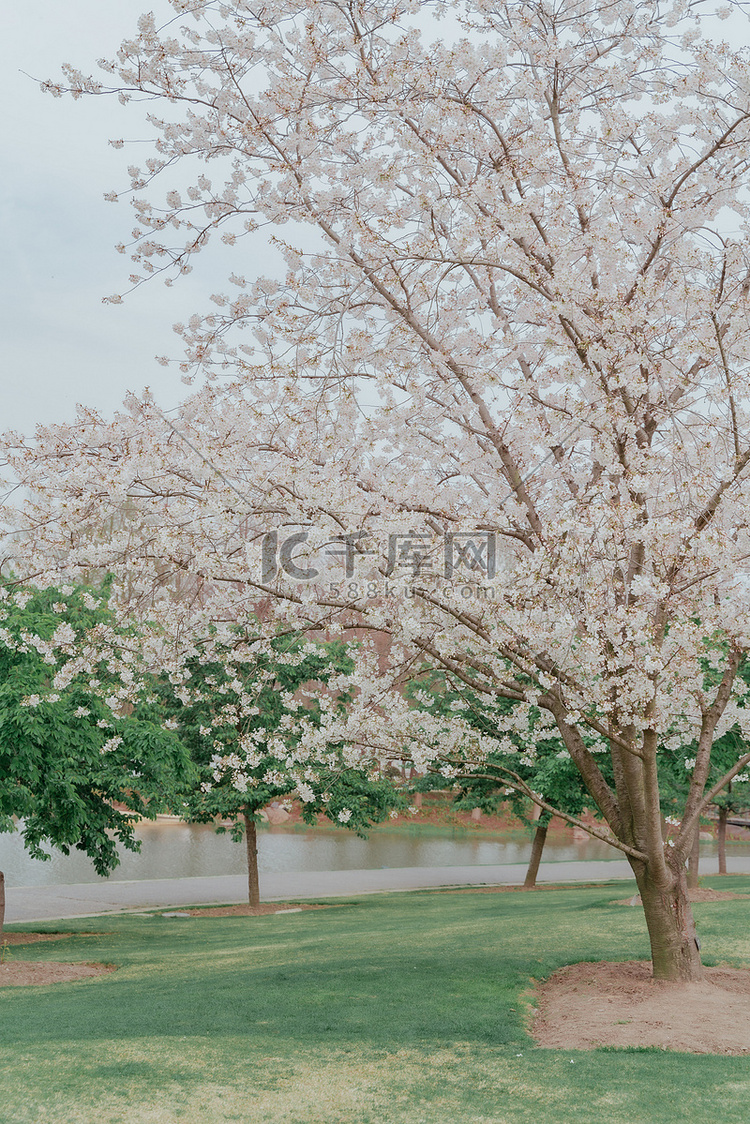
687 824 700 890
718 806 728 875
523 823 548 889
243 812 260 908
0 870 4 937
631 858 703 981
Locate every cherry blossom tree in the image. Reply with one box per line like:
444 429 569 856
148 628 397 906
6 0 750 980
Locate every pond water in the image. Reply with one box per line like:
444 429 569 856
2 820 748 888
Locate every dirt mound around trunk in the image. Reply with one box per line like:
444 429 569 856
180 902 332 917
533 960 750 1054
1 931 85 945
0 961 115 987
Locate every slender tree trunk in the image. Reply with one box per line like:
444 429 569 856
523 823 548 890
718 806 728 875
630 857 703 981
243 812 260 908
687 824 700 890
0 870 5 937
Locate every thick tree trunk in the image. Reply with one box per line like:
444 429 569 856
631 858 703 981
0 870 4 937
243 812 260 908
718 806 728 875
687 824 700 890
523 823 548 889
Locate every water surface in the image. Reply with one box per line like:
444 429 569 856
2 820 746 887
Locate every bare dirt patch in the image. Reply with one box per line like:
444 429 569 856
1 932 83 945
180 902 333 917
533 960 750 1054
613 888 750 905
0 962 115 988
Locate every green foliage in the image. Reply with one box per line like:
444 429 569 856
405 669 595 828
296 766 400 835
407 650 750 838
658 651 750 822
660 728 750 821
0 580 192 875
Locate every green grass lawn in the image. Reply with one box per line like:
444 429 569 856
2 876 749 1124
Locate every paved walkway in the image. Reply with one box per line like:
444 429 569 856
5 854 750 924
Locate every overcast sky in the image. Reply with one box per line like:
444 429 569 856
2 2 748 436
0 0 231 435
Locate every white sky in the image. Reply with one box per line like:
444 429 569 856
0 0 239 435
2 2 748 436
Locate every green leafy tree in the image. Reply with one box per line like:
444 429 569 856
657 652 750 886
712 774 750 876
406 670 603 887
149 630 397 906
660 730 750 885
0 580 191 933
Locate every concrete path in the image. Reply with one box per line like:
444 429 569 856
5 855 750 925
